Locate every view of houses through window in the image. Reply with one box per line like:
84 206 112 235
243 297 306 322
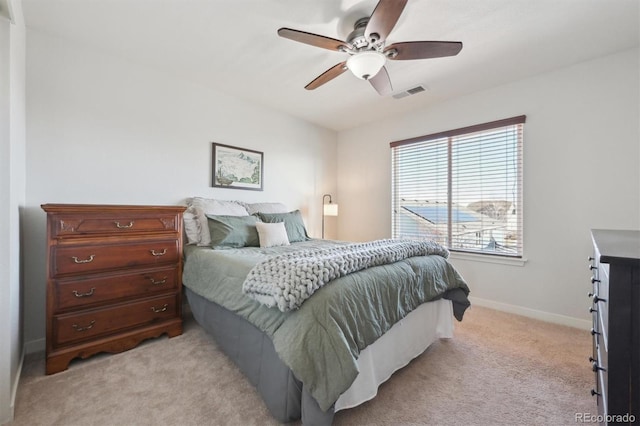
391 116 525 257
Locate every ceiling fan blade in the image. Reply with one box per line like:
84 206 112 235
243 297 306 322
369 66 392 96
278 28 350 52
305 62 348 90
365 0 408 45
385 41 463 60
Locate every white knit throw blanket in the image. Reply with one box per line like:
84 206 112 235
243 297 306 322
242 239 450 312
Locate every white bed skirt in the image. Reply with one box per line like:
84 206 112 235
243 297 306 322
334 298 454 411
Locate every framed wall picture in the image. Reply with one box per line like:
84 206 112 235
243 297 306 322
212 143 264 191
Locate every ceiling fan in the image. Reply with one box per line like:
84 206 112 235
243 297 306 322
277 0 463 96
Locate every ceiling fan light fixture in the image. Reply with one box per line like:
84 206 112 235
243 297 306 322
346 51 386 80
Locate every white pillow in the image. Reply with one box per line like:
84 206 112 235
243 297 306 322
255 222 290 248
183 207 201 245
188 197 249 246
246 202 289 215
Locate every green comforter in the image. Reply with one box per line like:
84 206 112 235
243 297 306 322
182 239 470 411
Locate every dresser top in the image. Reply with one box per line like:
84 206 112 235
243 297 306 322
591 229 640 265
41 204 186 213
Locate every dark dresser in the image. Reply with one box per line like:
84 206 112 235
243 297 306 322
42 204 186 374
589 229 640 423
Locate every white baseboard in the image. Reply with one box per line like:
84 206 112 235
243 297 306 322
8 348 25 423
24 338 44 355
469 296 591 330
1 348 24 425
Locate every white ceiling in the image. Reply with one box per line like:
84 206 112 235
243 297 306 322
21 0 639 132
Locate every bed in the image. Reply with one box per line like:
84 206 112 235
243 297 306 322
181 199 470 425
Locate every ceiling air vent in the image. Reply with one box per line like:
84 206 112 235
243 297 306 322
392 85 427 99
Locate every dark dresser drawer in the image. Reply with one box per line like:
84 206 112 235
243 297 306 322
54 265 179 311
52 240 179 277
596 262 609 351
53 294 179 346
50 207 180 238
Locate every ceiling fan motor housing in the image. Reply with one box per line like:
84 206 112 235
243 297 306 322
347 17 379 49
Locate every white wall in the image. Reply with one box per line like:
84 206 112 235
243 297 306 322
23 29 338 351
0 0 26 423
337 48 640 327
20 18 639 359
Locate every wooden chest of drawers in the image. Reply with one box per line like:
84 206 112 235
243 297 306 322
42 204 186 374
589 229 640 423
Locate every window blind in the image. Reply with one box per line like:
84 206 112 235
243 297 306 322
391 116 525 257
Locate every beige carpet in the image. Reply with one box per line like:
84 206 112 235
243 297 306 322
10 306 597 426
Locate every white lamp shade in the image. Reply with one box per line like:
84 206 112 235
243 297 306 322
323 203 339 216
346 51 386 80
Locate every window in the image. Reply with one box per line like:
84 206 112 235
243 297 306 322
391 116 525 257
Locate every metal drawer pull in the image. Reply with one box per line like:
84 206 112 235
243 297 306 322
150 304 168 313
114 221 134 229
150 249 167 256
72 320 96 332
73 287 95 298
149 277 167 285
72 255 95 264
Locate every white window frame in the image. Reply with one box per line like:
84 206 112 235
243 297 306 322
391 116 526 258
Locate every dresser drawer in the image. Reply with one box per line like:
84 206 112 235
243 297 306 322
53 266 179 311
53 240 179 277
52 213 180 238
597 331 608 377
53 294 178 346
596 340 609 416
597 262 610 351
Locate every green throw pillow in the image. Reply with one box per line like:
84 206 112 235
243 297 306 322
256 210 309 243
206 214 260 248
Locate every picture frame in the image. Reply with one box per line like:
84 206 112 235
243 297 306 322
211 142 264 191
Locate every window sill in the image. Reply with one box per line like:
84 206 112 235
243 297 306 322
449 251 527 267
